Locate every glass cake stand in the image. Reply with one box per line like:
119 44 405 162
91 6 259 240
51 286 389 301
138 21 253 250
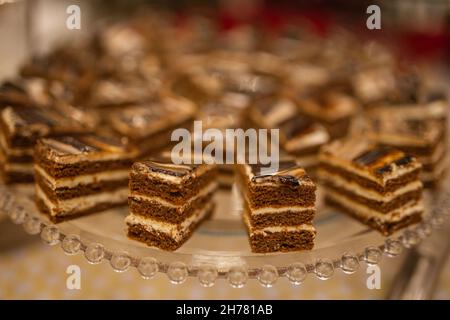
1 171 449 288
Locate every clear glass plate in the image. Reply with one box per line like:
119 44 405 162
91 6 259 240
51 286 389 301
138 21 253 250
1 173 448 287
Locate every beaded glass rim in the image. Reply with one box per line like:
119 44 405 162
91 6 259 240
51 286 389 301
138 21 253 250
1 179 449 288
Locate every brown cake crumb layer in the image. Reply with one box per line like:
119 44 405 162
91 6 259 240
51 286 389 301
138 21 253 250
246 184 316 208
248 230 315 253
36 196 127 223
128 191 215 224
129 169 217 205
0 167 34 184
0 153 33 163
325 196 422 236
127 207 213 251
35 173 129 201
322 183 422 213
319 164 421 193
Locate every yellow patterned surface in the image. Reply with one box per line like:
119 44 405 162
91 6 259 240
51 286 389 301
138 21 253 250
0 239 407 300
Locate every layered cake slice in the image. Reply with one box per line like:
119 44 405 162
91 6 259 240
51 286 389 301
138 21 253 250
108 95 196 157
294 86 359 138
318 138 424 235
248 96 329 169
236 161 317 253
0 106 92 183
126 159 218 251
366 110 447 186
34 135 138 222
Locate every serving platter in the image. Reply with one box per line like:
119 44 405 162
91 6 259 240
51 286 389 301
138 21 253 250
1 169 449 288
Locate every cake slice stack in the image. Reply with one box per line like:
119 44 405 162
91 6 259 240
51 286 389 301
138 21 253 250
366 110 447 187
236 161 317 253
34 134 137 222
108 95 196 157
318 138 424 235
126 159 218 251
0 105 93 183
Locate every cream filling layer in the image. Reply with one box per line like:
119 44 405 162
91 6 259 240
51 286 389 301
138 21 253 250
243 211 316 235
36 184 128 216
325 188 424 222
2 162 34 173
130 181 218 209
35 165 130 189
125 202 213 242
318 169 423 202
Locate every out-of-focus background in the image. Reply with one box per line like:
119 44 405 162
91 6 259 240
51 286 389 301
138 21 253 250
0 0 449 299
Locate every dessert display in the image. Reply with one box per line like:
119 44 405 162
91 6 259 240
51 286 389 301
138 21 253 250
318 138 424 235
126 159 217 250
236 161 317 252
0 8 447 256
34 134 137 222
0 105 93 183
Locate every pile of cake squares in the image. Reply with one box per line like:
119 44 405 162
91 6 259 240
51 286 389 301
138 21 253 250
0 11 447 253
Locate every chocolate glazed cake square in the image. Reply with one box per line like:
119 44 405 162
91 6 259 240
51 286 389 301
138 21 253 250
34 134 138 222
126 159 218 251
236 161 317 253
108 95 196 158
0 105 93 183
318 138 424 235
366 110 447 187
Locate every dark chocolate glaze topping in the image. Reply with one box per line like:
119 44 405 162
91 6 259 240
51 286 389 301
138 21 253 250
394 155 414 167
14 107 56 127
353 147 394 166
374 164 393 175
51 136 99 153
249 160 308 186
278 116 314 140
0 81 27 94
138 159 200 178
